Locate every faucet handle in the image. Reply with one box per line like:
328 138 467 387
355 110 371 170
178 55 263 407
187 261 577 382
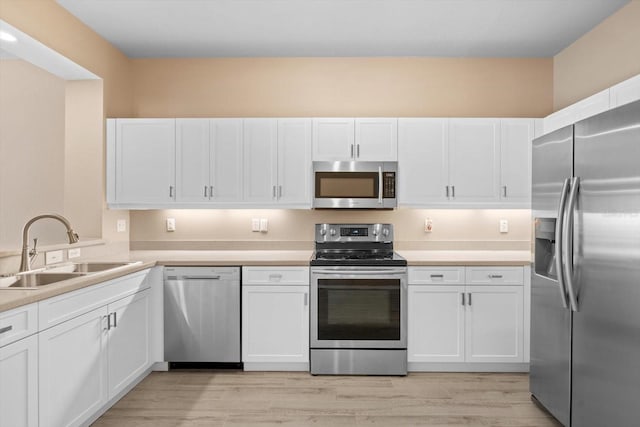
29 238 38 259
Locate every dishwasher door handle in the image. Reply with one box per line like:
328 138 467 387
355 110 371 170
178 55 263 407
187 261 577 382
179 275 222 280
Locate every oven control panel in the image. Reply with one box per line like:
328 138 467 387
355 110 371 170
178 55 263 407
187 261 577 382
316 223 393 242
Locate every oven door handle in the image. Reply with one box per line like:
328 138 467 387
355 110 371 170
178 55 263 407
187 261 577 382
318 284 400 291
378 166 383 204
312 269 407 275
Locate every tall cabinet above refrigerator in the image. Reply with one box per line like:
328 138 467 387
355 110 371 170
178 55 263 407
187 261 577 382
530 99 640 426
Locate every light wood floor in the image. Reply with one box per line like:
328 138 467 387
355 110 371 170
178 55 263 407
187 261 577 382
93 371 561 426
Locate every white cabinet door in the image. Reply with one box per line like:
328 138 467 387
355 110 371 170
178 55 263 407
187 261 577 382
355 118 398 161
500 119 533 206
610 74 640 108
242 285 309 363
115 119 175 204
465 286 524 363
39 307 109 427
176 118 210 202
312 118 355 161
408 285 465 363
107 290 151 399
0 335 38 427
243 119 278 203
398 118 449 205
448 119 500 204
277 119 312 206
210 119 243 203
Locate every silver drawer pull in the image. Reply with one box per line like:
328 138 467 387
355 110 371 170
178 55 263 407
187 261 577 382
489 274 503 279
269 274 283 281
430 274 444 278
0 325 13 334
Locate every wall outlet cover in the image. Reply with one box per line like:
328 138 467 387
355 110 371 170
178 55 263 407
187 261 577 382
117 219 127 232
251 218 260 232
45 250 64 265
166 218 176 232
68 248 81 259
259 218 269 232
499 219 509 233
424 218 433 233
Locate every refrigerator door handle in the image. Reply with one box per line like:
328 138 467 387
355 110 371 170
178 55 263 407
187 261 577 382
562 176 580 312
555 178 571 309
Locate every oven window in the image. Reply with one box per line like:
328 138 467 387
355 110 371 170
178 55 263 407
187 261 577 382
315 172 378 198
317 279 400 340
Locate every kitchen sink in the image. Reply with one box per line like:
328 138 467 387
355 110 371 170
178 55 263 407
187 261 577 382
7 272 89 289
48 261 141 273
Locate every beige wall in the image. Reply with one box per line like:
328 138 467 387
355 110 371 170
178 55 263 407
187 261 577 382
129 209 531 250
553 0 640 110
132 57 553 118
0 59 66 250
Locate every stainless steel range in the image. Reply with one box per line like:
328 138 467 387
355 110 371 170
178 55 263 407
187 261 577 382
310 223 408 375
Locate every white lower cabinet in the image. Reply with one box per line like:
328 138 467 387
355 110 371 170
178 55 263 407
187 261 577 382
408 266 525 370
0 334 39 427
241 267 309 370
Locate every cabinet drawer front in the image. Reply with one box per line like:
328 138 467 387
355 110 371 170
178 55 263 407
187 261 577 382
408 267 465 285
0 303 38 348
39 269 151 331
242 267 310 285
466 267 523 285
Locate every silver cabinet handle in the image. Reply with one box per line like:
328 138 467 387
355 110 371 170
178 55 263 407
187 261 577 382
169 186 174 198
461 293 466 306
430 274 444 278
562 177 580 312
304 293 308 306
278 185 282 199
378 166 383 204
555 178 571 309
204 186 208 197
272 185 277 199
210 186 214 198
0 325 13 334
446 186 450 198
488 274 503 279
350 144 354 158
357 144 360 158
111 312 117 328
104 315 111 331
502 185 507 197
268 274 283 281
468 292 472 306
451 185 455 198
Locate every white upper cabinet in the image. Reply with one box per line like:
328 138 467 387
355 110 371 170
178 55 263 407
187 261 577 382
210 119 244 203
312 118 355 161
500 119 534 206
243 119 278 203
312 118 397 161
448 119 501 204
110 119 176 205
277 119 312 206
398 118 449 205
610 74 640 108
355 118 398 161
176 119 210 202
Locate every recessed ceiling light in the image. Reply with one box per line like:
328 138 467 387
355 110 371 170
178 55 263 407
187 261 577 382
0 30 18 42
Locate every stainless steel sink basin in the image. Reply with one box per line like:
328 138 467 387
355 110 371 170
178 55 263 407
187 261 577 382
7 272 88 289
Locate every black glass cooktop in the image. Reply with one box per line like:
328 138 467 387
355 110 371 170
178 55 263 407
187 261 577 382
311 249 407 266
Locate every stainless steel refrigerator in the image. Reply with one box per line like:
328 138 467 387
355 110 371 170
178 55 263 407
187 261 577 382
530 99 640 427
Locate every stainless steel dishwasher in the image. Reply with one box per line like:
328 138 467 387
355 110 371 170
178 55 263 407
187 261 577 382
164 266 241 366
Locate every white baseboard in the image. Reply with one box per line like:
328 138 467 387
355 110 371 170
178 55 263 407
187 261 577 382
408 362 529 373
243 362 309 372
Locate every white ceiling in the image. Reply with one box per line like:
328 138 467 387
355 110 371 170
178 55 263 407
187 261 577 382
57 0 629 58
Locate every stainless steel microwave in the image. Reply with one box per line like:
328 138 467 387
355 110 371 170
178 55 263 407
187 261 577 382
313 161 397 209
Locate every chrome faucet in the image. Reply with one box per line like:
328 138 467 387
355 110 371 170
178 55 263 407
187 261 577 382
19 214 79 272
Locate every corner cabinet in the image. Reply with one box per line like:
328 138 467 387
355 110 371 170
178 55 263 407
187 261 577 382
241 267 310 371
106 119 176 206
408 266 529 371
312 118 397 161
399 118 535 208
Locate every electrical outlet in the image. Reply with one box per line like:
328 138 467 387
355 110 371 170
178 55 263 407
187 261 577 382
259 218 269 232
252 218 260 232
500 219 509 233
166 218 176 232
424 218 433 233
116 219 127 232
68 248 81 259
45 250 64 265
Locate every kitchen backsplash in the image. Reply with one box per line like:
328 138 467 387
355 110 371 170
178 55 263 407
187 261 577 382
129 208 531 251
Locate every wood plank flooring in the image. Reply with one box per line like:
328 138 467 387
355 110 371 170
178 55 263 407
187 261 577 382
93 371 561 426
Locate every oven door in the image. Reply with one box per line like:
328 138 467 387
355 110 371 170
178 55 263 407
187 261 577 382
310 266 407 349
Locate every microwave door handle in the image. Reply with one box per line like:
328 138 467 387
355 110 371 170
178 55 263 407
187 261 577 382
378 166 383 204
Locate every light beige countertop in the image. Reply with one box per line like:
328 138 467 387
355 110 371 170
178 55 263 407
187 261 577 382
0 249 532 312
